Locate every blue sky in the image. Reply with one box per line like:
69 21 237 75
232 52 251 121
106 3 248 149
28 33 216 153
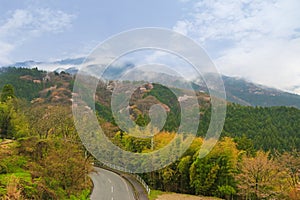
0 0 185 62
0 0 300 93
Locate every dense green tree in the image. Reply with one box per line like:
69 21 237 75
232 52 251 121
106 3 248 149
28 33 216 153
177 155 192 193
0 84 15 102
0 99 28 139
0 102 11 138
190 138 239 196
234 135 256 156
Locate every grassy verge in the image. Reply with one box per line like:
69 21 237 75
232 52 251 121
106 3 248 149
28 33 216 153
148 190 164 200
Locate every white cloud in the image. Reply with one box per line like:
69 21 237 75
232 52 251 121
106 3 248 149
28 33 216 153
174 0 300 94
173 20 190 35
0 42 14 65
0 8 75 65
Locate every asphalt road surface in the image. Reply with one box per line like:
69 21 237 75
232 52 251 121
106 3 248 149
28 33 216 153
89 167 135 200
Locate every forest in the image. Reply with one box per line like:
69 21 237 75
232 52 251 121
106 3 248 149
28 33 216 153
0 68 92 199
0 67 299 199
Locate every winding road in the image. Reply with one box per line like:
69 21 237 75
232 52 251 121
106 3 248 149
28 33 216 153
89 167 135 200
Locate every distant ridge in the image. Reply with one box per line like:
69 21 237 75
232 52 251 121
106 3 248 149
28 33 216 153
2 59 300 109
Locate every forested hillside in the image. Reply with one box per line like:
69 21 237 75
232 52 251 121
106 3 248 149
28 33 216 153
0 67 47 101
0 67 300 199
0 68 92 199
198 104 300 152
221 75 300 108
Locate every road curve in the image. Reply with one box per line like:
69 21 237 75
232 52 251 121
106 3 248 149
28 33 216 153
90 167 135 200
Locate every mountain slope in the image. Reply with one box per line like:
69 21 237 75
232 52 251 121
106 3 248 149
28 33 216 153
2 59 300 108
0 67 46 101
222 76 300 108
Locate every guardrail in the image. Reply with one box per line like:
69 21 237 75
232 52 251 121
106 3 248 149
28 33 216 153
96 162 151 195
133 174 151 195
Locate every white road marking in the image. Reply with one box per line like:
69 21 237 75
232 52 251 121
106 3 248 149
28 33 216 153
121 177 130 192
111 186 114 193
108 178 112 183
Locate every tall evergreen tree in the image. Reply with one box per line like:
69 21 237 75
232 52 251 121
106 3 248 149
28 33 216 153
0 84 15 102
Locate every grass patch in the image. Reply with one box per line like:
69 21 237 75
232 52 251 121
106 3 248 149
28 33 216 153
148 190 164 200
0 172 31 185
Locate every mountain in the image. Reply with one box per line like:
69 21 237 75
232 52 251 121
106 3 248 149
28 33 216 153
2 58 300 108
4 58 85 72
12 60 43 68
0 66 300 151
52 57 85 65
110 69 300 108
221 76 300 108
